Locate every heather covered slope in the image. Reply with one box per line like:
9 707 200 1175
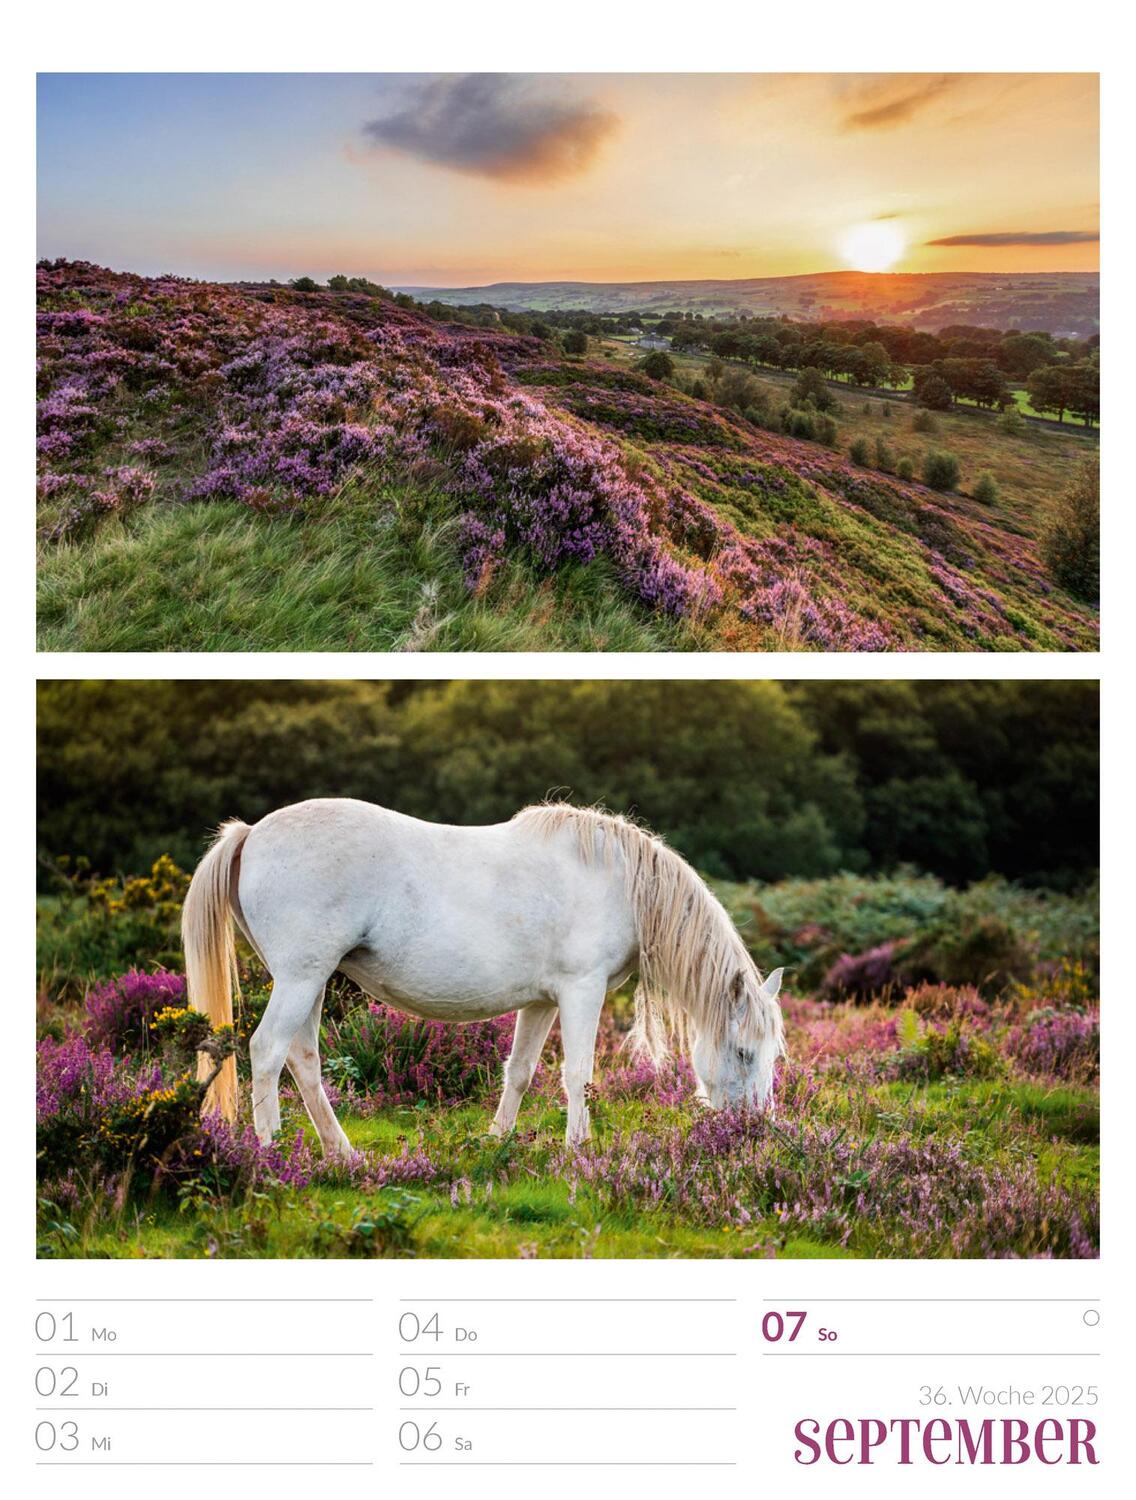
37 262 1097 651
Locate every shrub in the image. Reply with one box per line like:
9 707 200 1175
922 450 961 491
324 1003 515 1107
1040 461 1099 601
85 968 187 1052
821 940 905 999
814 414 838 446
912 409 937 434
916 914 1034 994
561 330 588 355
36 1016 237 1195
639 351 675 381
896 456 915 481
791 366 836 413
304 1193 427 1257
889 1014 1004 1082
999 407 1026 435
903 982 989 1021
784 409 816 441
849 437 870 465
38 855 190 1002
874 437 894 472
1003 1009 1099 1083
712 367 767 418
972 471 999 504
1011 959 1097 1013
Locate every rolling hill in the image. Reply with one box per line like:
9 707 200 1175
36 261 1098 652
395 271 1100 336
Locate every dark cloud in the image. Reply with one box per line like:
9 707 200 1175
362 74 617 183
842 75 960 130
926 230 1099 247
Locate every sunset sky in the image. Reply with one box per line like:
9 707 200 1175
37 73 1099 286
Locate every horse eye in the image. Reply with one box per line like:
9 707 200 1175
737 1048 754 1065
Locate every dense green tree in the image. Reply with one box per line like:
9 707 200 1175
913 372 952 411
997 332 1055 380
1027 364 1072 423
1040 462 1100 601
37 682 1097 891
791 681 1098 885
1066 363 1100 427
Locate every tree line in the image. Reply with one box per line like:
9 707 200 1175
661 315 1099 425
274 276 1099 426
37 681 1098 891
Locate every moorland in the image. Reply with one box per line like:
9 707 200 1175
37 262 1099 651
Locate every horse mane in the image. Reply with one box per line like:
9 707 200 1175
514 803 775 1064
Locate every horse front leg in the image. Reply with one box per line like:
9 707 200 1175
490 1002 557 1137
557 977 606 1147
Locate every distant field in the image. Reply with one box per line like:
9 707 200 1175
395 270 1100 336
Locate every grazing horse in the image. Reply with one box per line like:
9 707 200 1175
182 799 785 1153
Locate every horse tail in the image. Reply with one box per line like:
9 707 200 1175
182 818 250 1122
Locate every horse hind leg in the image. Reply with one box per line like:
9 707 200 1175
286 987 353 1158
249 973 330 1146
490 1002 557 1137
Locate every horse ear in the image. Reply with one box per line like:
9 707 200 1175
728 970 747 1018
759 967 785 1002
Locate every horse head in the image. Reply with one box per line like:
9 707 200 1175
691 966 784 1110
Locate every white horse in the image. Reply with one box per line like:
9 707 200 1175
182 799 784 1153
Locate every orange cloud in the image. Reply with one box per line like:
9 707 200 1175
841 74 961 130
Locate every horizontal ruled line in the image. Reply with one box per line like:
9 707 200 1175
762 1351 1100 1357
37 1462 373 1467
399 1406 737 1412
394 1351 736 1357
399 1461 737 1467
36 1406 374 1413
31 1352 372 1358
760 1298 1100 1303
398 1298 736 1303
34 1298 373 1303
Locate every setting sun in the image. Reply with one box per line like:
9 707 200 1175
840 220 906 273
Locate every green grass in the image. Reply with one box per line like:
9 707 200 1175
41 1075 1098 1260
1005 385 1098 427
36 353 1097 654
37 479 680 653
